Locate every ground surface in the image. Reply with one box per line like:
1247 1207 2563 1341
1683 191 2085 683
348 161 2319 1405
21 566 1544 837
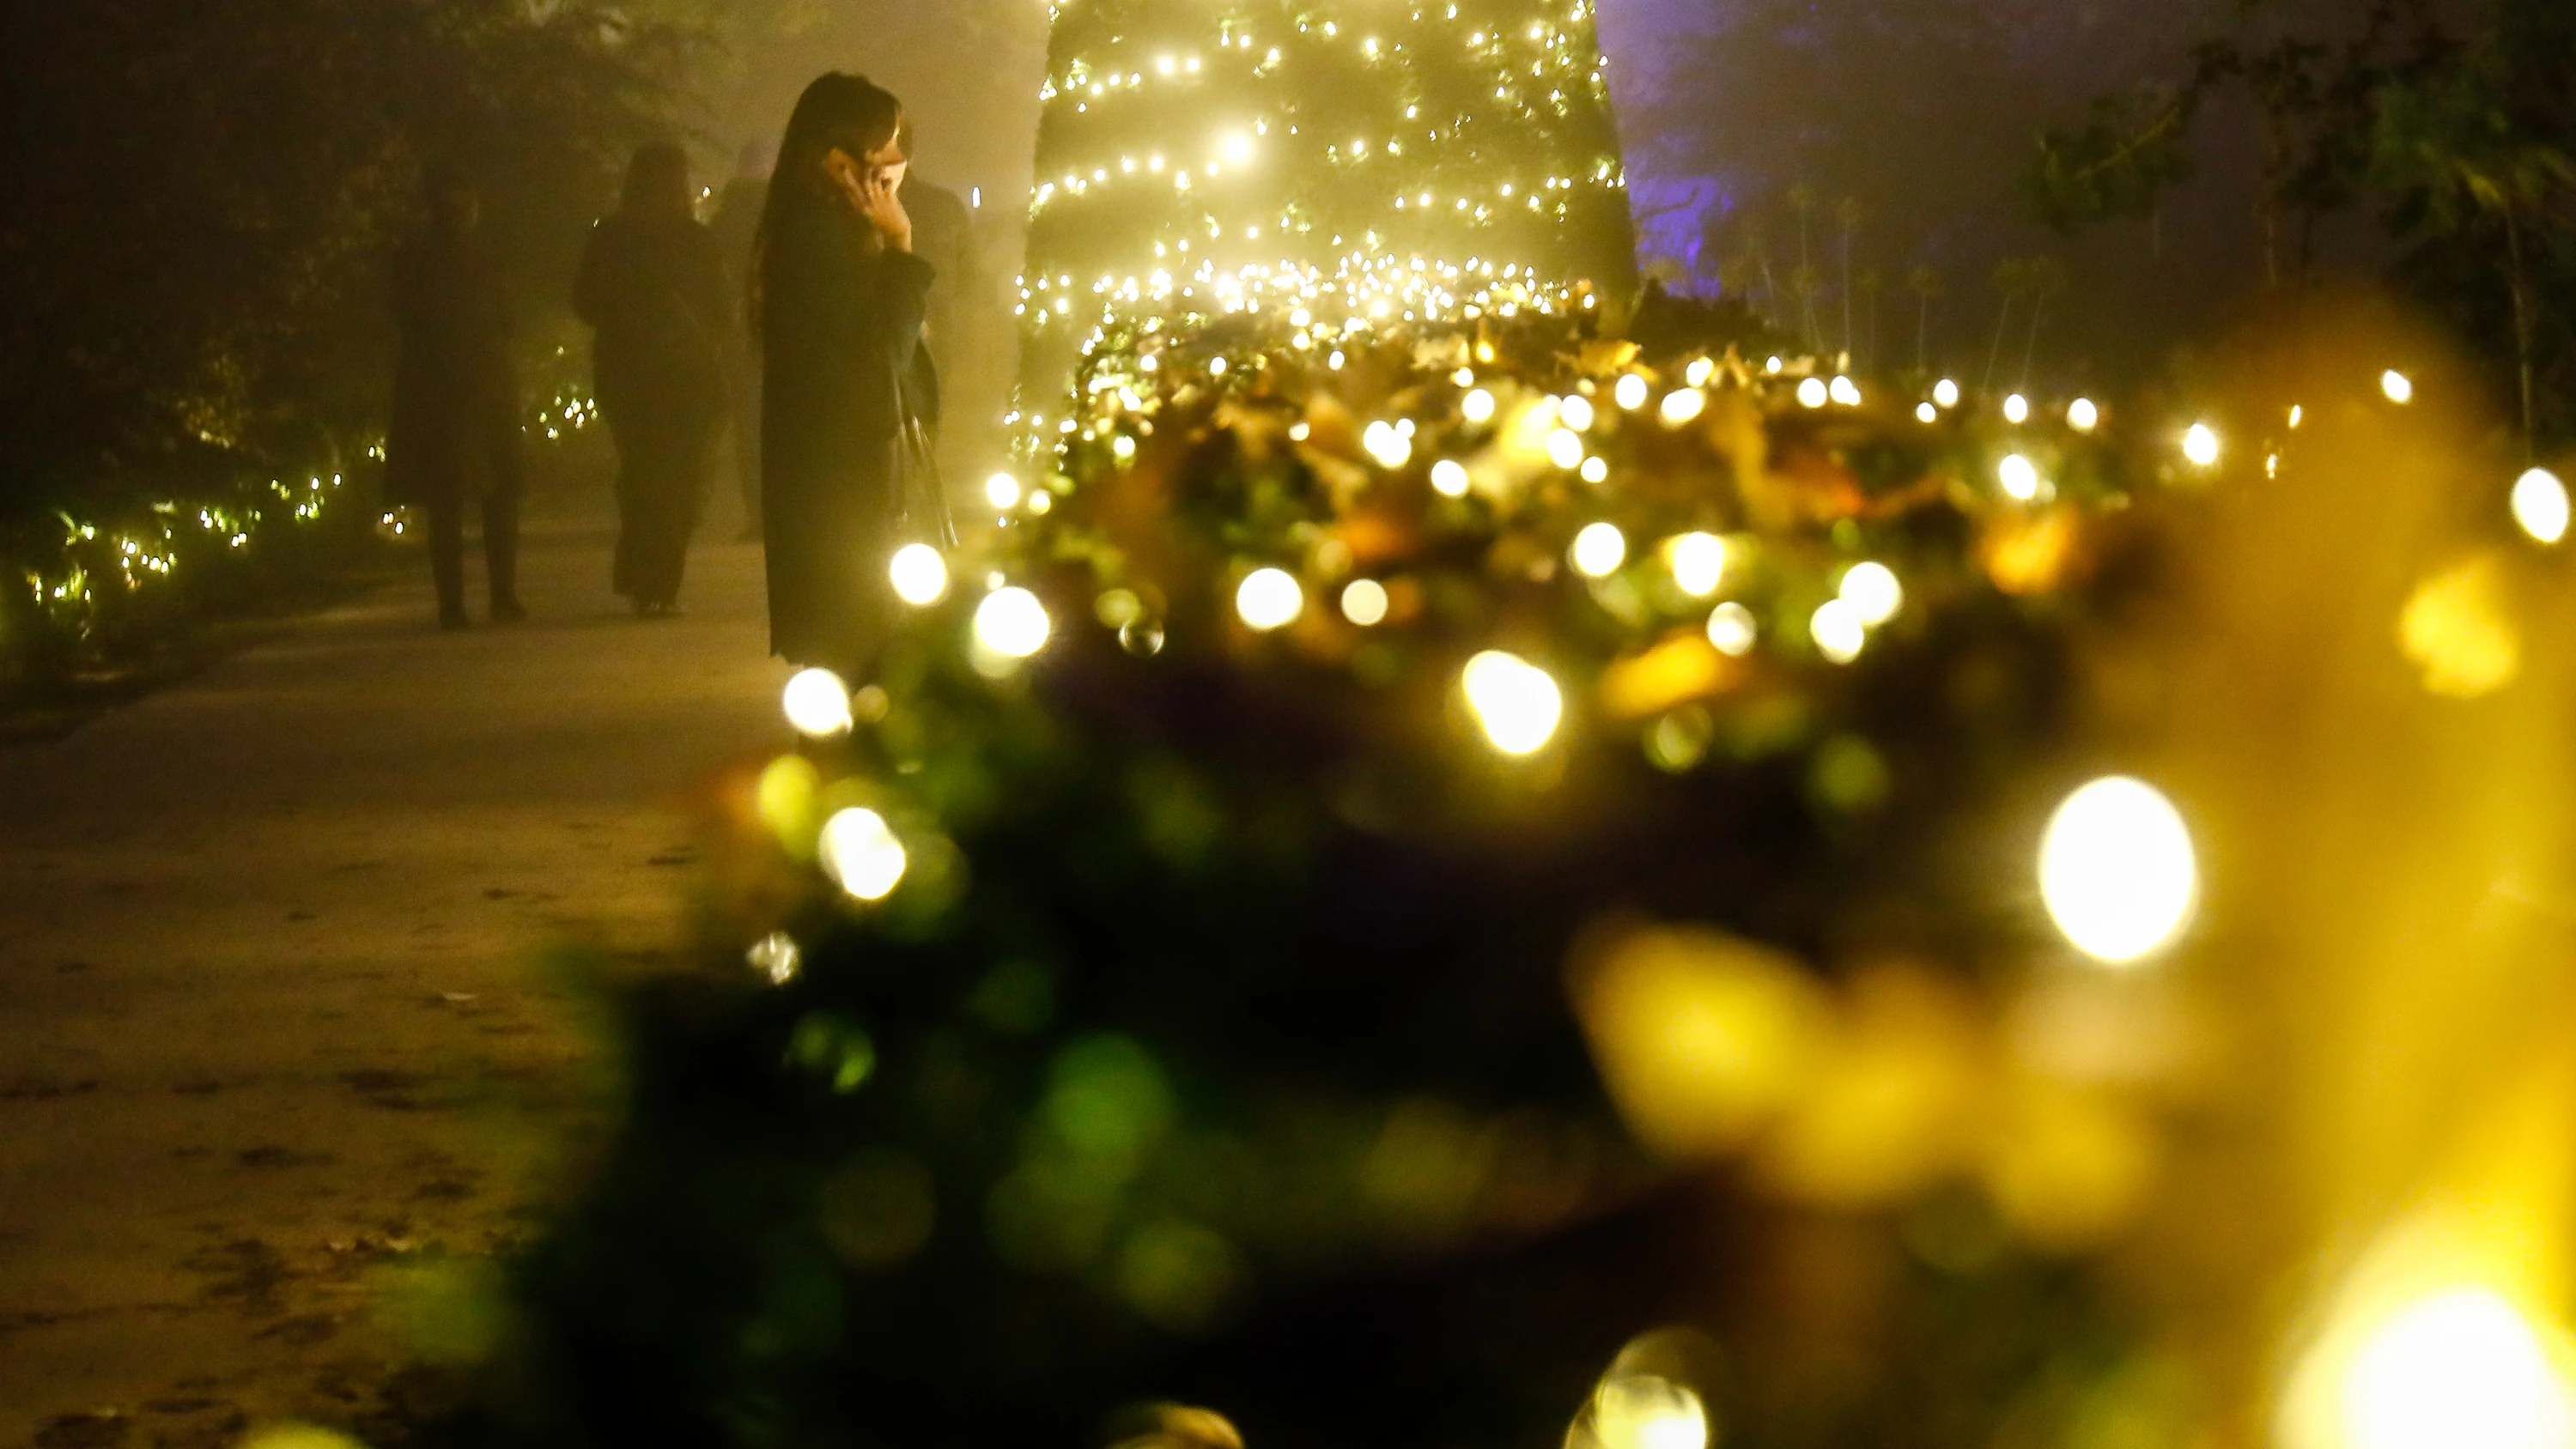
0 486 788 1446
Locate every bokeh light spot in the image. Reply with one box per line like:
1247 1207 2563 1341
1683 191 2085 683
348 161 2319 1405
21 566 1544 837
2038 777 2196 966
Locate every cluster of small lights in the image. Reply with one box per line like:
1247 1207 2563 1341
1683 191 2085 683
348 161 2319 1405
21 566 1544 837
20 472 349 640
532 394 600 444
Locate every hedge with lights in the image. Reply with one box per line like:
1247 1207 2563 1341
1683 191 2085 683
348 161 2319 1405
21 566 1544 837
427 288 2316 1448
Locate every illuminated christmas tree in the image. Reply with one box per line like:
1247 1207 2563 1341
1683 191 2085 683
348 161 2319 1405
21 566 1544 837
1012 0 1639 428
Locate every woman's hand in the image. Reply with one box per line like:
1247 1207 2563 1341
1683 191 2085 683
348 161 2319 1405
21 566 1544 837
829 154 913 252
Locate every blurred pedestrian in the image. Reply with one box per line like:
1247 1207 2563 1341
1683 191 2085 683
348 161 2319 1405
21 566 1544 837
386 165 526 630
754 74 947 670
710 142 773 539
576 142 731 618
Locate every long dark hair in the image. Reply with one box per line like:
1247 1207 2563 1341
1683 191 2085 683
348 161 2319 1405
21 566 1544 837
750 73 906 333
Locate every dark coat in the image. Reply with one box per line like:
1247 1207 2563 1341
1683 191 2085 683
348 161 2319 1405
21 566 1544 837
386 226 521 506
574 210 732 424
759 204 937 666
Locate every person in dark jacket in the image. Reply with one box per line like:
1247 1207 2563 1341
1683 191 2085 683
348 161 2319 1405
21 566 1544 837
576 142 732 617
711 142 773 539
755 74 941 670
387 167 526 630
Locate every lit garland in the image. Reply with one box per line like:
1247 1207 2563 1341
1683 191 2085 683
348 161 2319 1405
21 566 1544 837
4 391 603 676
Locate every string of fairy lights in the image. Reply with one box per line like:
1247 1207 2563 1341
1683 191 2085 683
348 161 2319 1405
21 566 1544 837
10 392 598 656
1012 0 1635 465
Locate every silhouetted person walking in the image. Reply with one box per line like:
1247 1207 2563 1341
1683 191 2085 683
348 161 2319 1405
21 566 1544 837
577 142 730 618
756 74 945 670
387 167 525 630
711 142 773 538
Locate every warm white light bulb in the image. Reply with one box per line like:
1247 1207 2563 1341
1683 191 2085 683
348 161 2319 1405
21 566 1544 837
2514 467 2571 544
1999 453 2041 501
2003 393 2031 424
1839 561 1902 626
1916 402 1939 423
1236 567 1305 630
1933 378 1961 409
1796 377 1830 409
1614 373 1649 410
889 544 949 606
1548 427 1585 470
1668 531 1725 597
2068 397 2099 432
974 586 1052 658
1829 375 1862 407
1810 597 1866 664
2039 776 2197 965
2381 369 2415 405
1364 421 1414 468
1341 578 1389 626
2184 422 2221 468
1685 357 1716 388
1560 394 1596 432
820 807 908 901
1706 601 1756 657
1462 650 1564 755
781 668 854 737
1431 458 1472 497
1462 388 1498 424
1571 522 1626 578
1660 389 1706 426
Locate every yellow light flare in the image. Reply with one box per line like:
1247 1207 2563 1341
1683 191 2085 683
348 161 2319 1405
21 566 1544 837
2382 369 2416 404
1659 388 1706 426
2038 777 2197 966
1589 1376 1710 1449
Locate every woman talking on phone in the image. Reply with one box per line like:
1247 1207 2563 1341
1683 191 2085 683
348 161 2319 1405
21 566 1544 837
752 73 946 671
